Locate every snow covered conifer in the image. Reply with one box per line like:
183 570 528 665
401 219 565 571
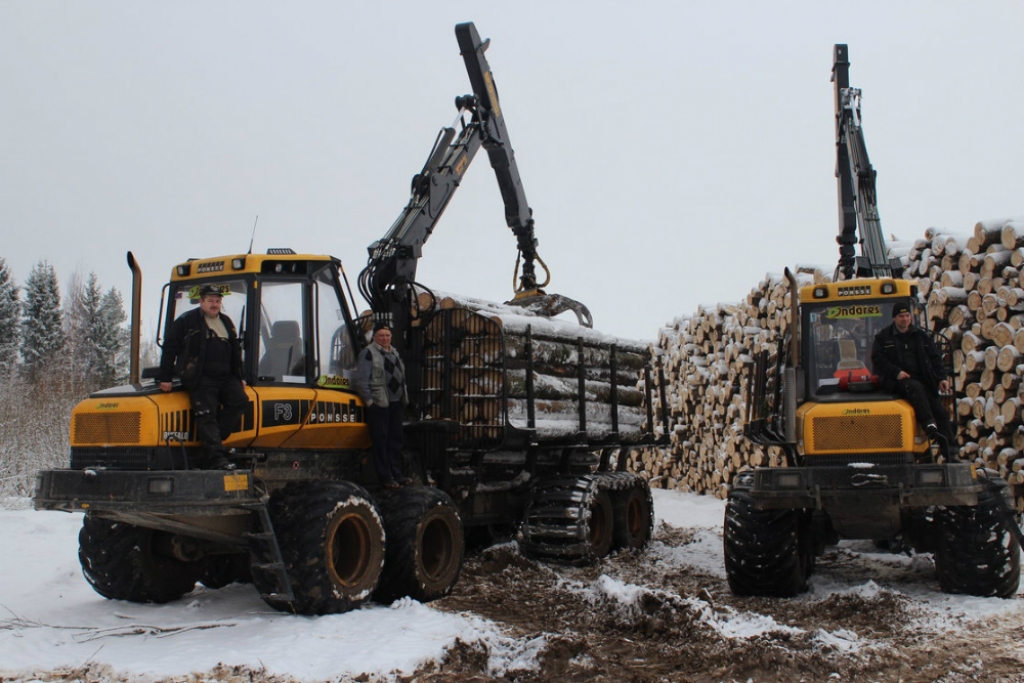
21 260 64 380
0 258 20 375
64 271 102 387
95 285 129 385
64 272 128 388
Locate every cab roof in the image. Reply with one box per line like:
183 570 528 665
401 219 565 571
168 250 337 282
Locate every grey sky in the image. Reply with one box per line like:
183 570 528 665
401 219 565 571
2 1 1021 341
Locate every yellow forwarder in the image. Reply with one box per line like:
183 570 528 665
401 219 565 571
34 23 659 616
726 45 1021 598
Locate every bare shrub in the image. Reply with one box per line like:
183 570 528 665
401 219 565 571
0 366 85 499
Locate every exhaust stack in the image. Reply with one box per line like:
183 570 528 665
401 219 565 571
126 251 142 384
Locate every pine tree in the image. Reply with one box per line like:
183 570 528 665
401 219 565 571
21 261 64 380
95 286 129 386
64 272 129 388
0 258 20 374
65 271 103 387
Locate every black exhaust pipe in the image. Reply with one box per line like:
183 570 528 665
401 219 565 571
126 251 142 384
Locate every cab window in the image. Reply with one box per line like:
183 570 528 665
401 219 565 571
314 269 361 379
168 280 248 368
805 300 894 393
257 281 308 383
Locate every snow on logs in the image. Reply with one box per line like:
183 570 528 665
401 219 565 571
635 215 1024 511
409 292 651 445
630 267 822 499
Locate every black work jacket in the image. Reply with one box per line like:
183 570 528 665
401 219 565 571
157 308 243 388
870 323 944 393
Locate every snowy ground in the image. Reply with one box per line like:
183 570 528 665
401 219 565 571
2 490 1023 683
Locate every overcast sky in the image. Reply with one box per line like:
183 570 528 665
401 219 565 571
2 1 1021 341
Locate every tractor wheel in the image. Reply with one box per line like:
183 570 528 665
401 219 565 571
723 489 810 597
520 475 617 565
261 481 386 615
612 479 654 550
586 490 615 560
374 486 464 603
197 552 252 589
933 482 1021 598
78 515 198 603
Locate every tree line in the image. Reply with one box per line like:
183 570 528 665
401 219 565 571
0 257 131 498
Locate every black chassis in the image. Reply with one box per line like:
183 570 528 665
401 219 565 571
34 468 261 547
739 461 981 511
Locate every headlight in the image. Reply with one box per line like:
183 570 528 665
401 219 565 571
775 472 805 488
915 469 944 486
147 477 174 494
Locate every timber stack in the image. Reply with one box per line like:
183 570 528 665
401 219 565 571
406 291 652 451
631 267 827 498
635 215 1024 512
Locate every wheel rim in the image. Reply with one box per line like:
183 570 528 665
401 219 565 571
420 514 456 581
327 510 374 588
625 494 644 538
589 498 611 546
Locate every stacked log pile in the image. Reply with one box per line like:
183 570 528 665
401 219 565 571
629 267 826 498
409 292 651 445
634 215 1024 512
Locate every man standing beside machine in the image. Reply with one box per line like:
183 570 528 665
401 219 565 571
351 322 412 489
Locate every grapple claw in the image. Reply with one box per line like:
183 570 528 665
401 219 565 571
506 291 593 328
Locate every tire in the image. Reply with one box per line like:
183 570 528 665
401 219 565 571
78 515 198 604
586 490 615 560
198 552 252 589
260 481 386 615
520 475 616 565
723 489 810 597
375 486 464 604
933 483 1021 598
612 479 654 550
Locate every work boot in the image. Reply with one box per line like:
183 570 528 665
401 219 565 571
206 451 236 470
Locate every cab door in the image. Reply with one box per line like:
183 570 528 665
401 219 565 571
246 277 318 448
243 267 369 450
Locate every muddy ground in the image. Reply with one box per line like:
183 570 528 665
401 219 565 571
409 523 1024 683
9 519 1024 683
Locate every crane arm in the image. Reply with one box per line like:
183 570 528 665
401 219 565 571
359 22 592 346
832 44 904 280
358 108 485 320
455 22 542 294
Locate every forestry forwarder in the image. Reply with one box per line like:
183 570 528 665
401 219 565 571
725 44 1021 598
33 22 661 616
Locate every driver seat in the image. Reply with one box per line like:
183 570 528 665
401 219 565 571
836 339 866 371
260 320 304 378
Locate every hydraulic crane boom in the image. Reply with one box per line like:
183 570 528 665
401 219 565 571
832 44 904 280
359 22 590 350
455 22 540 294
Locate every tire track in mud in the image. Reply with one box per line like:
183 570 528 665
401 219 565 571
422 523 1024 683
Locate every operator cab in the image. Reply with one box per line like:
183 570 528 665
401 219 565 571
158 252 366 390
803 297 897 398
799 279 925 401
